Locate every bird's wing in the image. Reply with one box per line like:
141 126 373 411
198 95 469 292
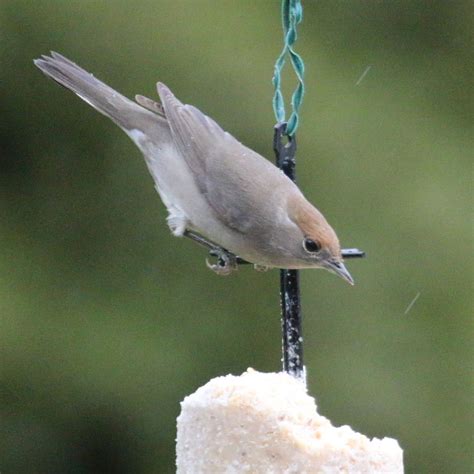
135 94 166 118
157 83 287 234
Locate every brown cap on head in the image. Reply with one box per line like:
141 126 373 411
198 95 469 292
288 194 354 284
288 194 342 259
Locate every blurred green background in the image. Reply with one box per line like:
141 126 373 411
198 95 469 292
1 1 472 472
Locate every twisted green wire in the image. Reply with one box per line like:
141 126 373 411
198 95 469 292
272 0 305 137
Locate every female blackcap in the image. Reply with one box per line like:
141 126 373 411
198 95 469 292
35 52 353 284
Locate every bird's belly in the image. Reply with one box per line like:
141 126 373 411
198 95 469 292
136 140 238 243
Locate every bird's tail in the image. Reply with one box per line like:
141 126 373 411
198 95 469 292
34 52 165 134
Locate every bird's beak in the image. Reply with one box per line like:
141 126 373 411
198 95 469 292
326 260 354 285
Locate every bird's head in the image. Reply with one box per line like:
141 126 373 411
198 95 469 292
288 194 354 285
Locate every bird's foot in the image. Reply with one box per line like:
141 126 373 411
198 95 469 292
206 247 238 276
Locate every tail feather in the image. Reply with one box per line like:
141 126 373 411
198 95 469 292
34 52 167 135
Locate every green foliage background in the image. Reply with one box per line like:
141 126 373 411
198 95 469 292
1 1 472 472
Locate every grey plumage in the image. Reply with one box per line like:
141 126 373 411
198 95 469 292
35 52 353 282
156 83 300 236
35 52 167 138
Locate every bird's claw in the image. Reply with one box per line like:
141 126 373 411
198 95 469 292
206 247 238 276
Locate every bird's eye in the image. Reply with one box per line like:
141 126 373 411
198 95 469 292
303 238 321 253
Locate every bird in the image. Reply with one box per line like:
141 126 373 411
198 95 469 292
34 52 354 284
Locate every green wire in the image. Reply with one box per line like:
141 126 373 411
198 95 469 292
272 0 305 137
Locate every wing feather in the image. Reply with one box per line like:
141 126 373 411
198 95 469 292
157 83 290 234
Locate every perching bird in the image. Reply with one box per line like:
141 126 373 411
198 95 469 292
34 52 353 284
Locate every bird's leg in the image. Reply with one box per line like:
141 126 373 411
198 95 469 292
206 248 238 276
183 230 242 275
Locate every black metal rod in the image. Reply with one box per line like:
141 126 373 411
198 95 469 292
183 230 248 265
341 248 366 258
273 123 304 379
